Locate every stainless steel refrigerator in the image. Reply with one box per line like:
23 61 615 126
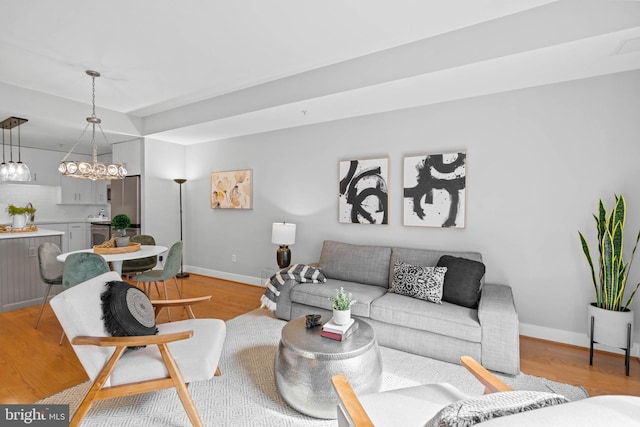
109 175 141 232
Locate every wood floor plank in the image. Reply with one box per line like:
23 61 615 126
0 273 637 404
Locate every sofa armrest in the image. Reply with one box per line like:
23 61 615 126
477 283 520 375
274 279 298 321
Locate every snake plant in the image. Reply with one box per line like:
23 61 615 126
579 195 640 311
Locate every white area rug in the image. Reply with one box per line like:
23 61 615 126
38 309 587 426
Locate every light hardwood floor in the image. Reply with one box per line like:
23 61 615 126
0 274 638 404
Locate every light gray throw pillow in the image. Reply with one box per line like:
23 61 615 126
390 262 447 304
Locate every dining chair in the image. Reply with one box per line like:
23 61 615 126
62 252 110 289
34 242 64 328
58 252 111 344
131 241 185 319
50 271 226 427
121 234 158 278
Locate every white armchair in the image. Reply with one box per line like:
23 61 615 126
332 356 640 427
50 271 226 427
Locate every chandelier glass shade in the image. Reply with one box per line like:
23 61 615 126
59 70 127 181
1 116 31 182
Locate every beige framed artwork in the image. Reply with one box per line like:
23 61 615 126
211 169 253 209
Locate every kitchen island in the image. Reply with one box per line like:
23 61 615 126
0 228 64 312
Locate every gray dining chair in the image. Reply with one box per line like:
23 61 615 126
34 242 64 328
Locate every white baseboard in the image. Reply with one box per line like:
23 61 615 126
185 266 640 358
184 265 265 287
520 322 640 358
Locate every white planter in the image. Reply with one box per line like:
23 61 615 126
11 214 27 229
587 303 634 349
333 308 351 326
116 236 130 247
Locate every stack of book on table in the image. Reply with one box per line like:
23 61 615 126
321 318 358 341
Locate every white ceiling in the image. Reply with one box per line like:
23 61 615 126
1 0 639 155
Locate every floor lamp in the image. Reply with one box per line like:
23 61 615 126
174 178 189 278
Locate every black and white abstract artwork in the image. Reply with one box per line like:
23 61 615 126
339 158 389 224
403 152 466 228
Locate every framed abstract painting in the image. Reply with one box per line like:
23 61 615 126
339 157 389 224
403 152 466 228
211 169 253 209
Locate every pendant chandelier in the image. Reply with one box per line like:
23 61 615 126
0 116 31 182
58 70 127 180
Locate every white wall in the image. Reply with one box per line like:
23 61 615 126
146 70 640 353
141 138 185 249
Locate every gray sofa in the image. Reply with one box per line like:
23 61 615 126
275 240 520 375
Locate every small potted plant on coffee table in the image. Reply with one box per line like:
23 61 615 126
111 213 131 247
329 287 356 325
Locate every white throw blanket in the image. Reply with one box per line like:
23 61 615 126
260 264 326 311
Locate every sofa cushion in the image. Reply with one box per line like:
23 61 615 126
290 279 387 318
437 255 486 308
319 240 391 288
425 391 569 427
390 262 447 304
370 293 481 342
390 247 483 286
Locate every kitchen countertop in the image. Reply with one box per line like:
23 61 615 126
32 217 110 224
0 228 65 240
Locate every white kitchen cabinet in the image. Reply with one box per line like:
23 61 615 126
60 176 94 204
68 222 88 251
39 222 90 252
5 146 61 185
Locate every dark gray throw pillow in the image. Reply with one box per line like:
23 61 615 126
101 280 158 348
437 255 486 308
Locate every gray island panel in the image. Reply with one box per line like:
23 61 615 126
0 229 64 312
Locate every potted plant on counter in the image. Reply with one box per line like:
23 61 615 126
6 204 36 229
112 213 131 247
579 195 640 373
329 287 356 325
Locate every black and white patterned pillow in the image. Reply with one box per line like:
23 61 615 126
390 262 447 304
424 391 569 427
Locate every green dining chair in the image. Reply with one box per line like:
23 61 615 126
34 242 64 328
62 253 110 290
59 252 110 344
121 234 158 277
131 241 184 320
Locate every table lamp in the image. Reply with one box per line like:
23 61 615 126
272 222 296 269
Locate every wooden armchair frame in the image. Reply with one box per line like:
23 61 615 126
68 296 220 427
151 295 212 319
331 356 512 427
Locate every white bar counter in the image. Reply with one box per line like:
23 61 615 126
0 228 65 240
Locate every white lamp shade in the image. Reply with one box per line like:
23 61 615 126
272 222 296 245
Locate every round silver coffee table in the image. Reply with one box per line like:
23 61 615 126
274 316 382 419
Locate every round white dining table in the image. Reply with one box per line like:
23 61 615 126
57 245 168 275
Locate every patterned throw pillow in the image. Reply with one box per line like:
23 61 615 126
424 391 569 427
101 280 158 349
390 262 447 304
